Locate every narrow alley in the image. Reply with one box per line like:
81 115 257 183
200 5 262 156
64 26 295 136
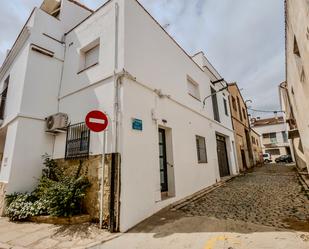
93 164 309 249
179 164 309 230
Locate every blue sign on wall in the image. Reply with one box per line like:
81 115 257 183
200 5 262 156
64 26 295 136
132 118 143 131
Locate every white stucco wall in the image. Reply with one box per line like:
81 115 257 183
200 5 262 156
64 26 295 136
0 121 19 182
0 0 238 232
286 0 309 172
0 2 95 192
7 118 54 193
118 0 237 231
119 77 237 231
59 0 92 33
54 0 126 157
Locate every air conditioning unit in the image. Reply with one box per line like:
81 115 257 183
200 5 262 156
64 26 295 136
45 113 69 133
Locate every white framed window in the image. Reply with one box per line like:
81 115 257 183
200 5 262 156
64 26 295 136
84 45 99 68
187 76 200 100
196 135 207 163
79 38 100 72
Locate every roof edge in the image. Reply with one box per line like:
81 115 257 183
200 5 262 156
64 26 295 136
0 8 36 79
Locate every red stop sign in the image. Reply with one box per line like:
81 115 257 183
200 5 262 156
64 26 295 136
85 110 108 132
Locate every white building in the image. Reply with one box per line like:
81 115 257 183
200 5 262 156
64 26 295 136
0 0 238 231
251 117 292 161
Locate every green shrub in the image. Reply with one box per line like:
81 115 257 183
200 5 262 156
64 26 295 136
5 157 90 221
40 175 90 217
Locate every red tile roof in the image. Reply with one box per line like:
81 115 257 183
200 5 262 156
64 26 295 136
252 116 284 126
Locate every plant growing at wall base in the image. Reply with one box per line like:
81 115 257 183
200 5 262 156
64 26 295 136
5 158 90 221
5 193 47 221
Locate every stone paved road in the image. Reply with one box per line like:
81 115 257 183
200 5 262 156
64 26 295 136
179 164 309 230
92 164 309 249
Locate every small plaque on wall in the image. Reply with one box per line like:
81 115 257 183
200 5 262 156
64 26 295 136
132 118 143 131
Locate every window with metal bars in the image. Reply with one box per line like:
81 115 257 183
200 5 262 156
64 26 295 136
65 123 90 160
196 135 207 163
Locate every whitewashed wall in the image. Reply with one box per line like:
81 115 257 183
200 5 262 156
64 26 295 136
119 0 237 231
0 0 238 232
0 1 93 192
54 0 126 157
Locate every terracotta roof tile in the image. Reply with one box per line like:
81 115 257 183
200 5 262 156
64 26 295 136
252 116 284 126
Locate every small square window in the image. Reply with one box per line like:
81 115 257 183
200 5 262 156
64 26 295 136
84 45 99 69
79 38 100 73
196 135 207 163
187 76 200 100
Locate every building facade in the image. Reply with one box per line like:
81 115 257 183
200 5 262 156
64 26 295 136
284 0 309 173
251 117 292 161
279 82 306 171
0 0 238 231
228 83 254 171
250 128 263 165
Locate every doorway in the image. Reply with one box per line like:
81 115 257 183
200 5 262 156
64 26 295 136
241 149 247 170
158 128 168 192
216 135 230 177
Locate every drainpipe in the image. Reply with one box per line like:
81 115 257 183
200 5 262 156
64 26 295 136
102 2 121 231
57 36 66 113
114 2 120 153
51 35 66 157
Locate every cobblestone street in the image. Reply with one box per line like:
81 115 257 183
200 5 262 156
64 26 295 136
179 164 309 230
94 164 309 249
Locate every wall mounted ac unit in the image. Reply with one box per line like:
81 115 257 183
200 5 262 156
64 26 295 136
45 113 68 133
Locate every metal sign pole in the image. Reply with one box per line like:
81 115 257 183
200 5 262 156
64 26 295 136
99 130 106 229
85 110 108 229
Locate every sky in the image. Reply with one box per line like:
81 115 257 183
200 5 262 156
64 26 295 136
0 0 285 118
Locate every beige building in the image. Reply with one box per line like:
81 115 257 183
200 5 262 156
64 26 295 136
228 83 254 171
283 0 309 173
250 128 263 165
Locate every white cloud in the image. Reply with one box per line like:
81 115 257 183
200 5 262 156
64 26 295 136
0 0 285 117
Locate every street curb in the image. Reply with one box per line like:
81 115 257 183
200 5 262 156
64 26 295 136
85 175 240 248
85 233 123 249
297 172 309 196
170 175 238 211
